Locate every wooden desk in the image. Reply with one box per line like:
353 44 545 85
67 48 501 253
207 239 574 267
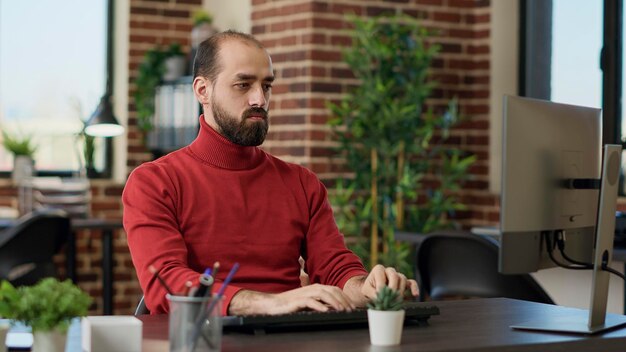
0 217 123 315
136 298 626 352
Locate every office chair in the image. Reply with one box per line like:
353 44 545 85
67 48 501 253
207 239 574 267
135 295 149 316
0 209 70 286
415 231 554 304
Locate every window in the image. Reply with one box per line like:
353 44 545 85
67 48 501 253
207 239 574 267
521 0 625 192
520 0 603 108
0 0 109 176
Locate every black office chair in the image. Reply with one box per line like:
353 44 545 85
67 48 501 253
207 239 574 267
0 209 70 286
135 295 149 316
415 231 554 304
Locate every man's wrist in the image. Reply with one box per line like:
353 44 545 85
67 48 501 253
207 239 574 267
228 289 273 315
343 275 368 306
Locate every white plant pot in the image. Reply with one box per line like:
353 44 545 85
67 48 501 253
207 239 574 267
32 329 67 352
163 56 187 82
0 322 9 352
367 309 405 346
12 155 34 184
191 23 218 49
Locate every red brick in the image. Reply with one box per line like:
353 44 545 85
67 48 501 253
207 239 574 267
330 4 363 15
130 6 159 16
312 17 348 30
416 0 443 5
466 13 491 24
433 12 462 23
310 49 342 62
163 9 189 18
271 115 306 125
467 44 490 54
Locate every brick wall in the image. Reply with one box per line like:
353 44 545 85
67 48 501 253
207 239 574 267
251 0 498 229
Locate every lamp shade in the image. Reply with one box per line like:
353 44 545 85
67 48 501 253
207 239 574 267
85 94 125 137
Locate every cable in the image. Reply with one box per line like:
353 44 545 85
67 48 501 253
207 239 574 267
543 231 590 270
554 231 593 269
601 264 626 280
546 230 626 281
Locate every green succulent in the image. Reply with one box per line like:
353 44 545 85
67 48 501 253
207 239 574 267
367 286 403 311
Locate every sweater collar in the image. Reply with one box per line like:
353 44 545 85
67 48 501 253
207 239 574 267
188 115 264 170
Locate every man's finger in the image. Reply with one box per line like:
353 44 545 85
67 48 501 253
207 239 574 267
407 279 419 297
371 264 387 292
385 267 399 291
397 273 407 294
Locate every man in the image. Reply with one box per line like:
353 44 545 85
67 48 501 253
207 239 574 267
123 30 418 316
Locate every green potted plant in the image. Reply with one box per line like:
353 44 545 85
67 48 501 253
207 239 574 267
1 129 37 183
163 43 187 82
191 9 217 50
134 43 188 133
0 278 92 352
0 280 18 350
367 286 405 346
328 14 476 275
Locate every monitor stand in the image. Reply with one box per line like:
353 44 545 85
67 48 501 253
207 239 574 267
511 144 626 334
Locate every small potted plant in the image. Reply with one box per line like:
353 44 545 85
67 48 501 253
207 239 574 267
1 129 37 183
367 286 405 346
162 43 187 82
191 9 217 50
134 42 188 133
1 278 92 352
0 280 18 350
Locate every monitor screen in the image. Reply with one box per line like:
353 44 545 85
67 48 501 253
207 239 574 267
499 95 600 274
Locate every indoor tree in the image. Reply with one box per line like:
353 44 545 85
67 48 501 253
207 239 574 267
328 14 476 275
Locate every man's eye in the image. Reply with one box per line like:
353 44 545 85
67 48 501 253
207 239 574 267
236 83 250 89
263 84 272 92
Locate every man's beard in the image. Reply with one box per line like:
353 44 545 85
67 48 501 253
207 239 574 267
211 97 269 147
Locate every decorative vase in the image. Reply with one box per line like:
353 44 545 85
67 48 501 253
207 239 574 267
31 329 67 352
367 309 405 346
12 155 34 184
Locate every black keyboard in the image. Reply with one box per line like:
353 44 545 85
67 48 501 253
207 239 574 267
223 302 439 334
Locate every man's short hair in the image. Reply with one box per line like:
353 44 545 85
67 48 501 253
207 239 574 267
193 30 265 83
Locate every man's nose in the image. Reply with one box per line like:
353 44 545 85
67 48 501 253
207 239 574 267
249 86 267 107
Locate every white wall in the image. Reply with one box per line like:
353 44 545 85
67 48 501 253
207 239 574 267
489 0 519 195
113 0 129 182
203 0 251 33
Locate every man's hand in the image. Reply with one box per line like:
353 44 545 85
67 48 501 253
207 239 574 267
344 264 419 306
228 284 356 316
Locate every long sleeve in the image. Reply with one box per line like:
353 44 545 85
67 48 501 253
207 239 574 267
123 162 242 315
299 168 368 286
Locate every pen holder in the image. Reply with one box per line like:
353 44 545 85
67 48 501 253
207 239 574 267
167 294 222 352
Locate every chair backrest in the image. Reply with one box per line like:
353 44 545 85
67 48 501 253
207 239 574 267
0 209 70 286
134 295 149 316
415 231 554 304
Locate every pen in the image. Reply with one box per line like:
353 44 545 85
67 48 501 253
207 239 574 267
190 262 239 352
194 268 214 298
148 265 174 295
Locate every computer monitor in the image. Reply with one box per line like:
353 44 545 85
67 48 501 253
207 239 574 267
499 95 626 334
500 95 600 274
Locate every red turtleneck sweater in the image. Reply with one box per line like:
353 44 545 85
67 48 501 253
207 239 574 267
123 116 367 315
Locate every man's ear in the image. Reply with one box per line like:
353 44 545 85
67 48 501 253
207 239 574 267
193 77 211 104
